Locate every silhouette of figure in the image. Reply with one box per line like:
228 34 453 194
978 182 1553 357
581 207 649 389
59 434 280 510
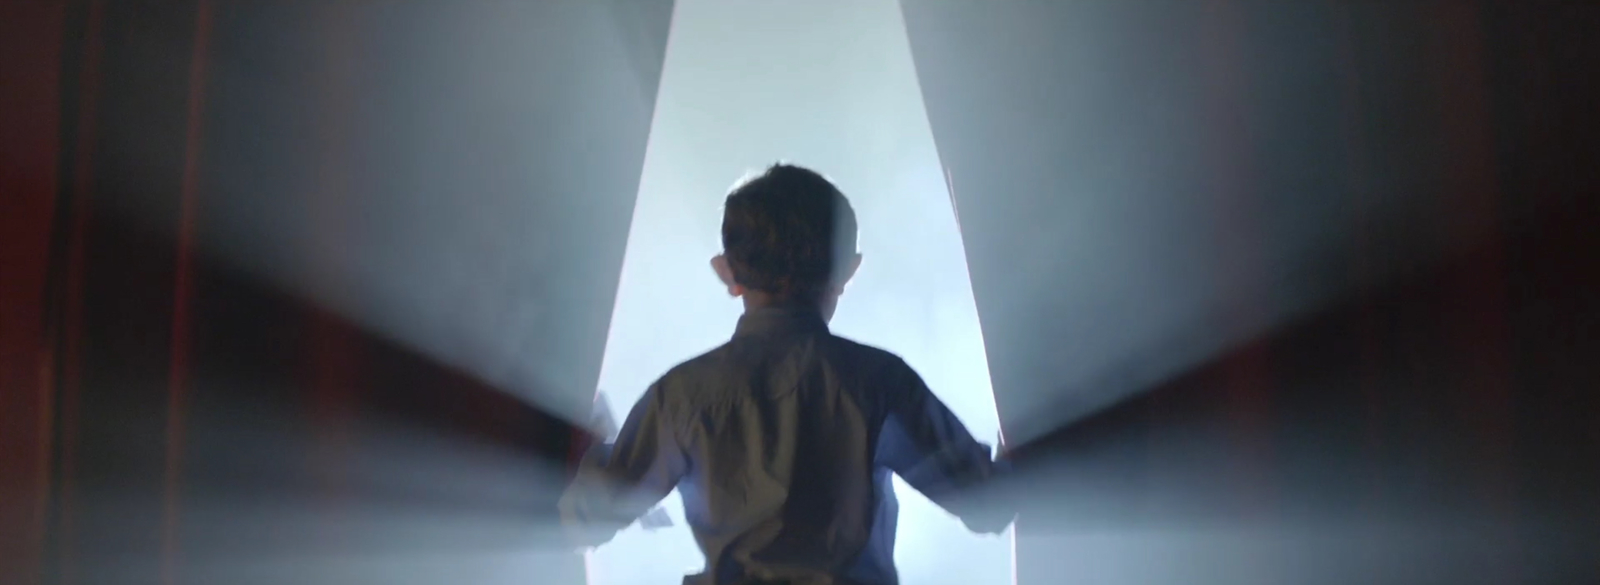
560 164 1012 585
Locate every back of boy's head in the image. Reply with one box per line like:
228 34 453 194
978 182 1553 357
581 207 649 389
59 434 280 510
721 164 859 302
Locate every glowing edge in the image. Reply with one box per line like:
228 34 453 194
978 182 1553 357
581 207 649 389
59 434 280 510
945 165 1017 585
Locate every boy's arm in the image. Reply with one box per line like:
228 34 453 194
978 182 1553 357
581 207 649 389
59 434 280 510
876 358 1015 533
558 383 688 548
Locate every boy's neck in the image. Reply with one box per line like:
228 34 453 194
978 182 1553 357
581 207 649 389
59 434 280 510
742 291 837 322
742 291 817 312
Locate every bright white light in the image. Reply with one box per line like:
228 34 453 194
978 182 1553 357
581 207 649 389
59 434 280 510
588 1 1011 584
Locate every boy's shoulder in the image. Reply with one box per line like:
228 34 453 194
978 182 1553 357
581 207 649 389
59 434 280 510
647 334 918 421
822 332 906 366
660 331 907 389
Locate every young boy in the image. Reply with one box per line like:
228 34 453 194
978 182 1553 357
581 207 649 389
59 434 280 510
560 164 1012 585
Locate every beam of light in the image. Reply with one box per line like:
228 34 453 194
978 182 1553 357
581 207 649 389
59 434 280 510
587 1 1011 584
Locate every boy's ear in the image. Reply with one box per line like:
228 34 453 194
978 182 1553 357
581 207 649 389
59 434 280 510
843 253 863 283
832 253 864 293
710 255 745 297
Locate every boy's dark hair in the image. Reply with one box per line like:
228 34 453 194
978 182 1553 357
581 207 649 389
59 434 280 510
721 164 858 301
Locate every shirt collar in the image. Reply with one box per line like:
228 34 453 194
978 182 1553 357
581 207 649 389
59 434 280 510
733 305 830 339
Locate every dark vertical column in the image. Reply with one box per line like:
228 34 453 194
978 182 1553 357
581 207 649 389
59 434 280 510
300 0 374 554
0 2 68 584
47 2 106 583
1329 1 1388 512
161 2 212 584
1196 0 1278 520
56 2 209 582
1424 1 1520 580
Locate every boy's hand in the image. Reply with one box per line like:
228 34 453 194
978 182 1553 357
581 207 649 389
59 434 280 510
638 505 673 530
994 432 1014 463
590 391 619 440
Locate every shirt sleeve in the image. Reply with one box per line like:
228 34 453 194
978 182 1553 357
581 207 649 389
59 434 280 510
557 382 689 548
875 358 1014 533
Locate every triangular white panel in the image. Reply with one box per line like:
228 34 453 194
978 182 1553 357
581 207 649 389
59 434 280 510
590 1 1011 584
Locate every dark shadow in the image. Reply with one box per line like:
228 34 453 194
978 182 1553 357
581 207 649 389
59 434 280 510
41 214 601 565
996 194 1600 583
